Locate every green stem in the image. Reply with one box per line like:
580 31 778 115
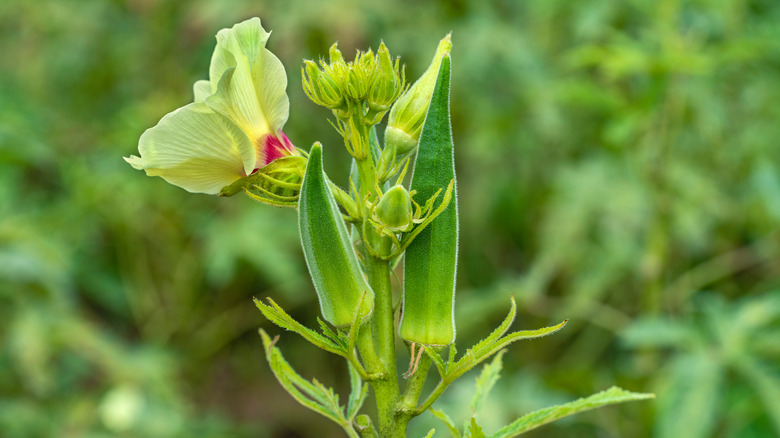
359 255 401 437
343 424 362 438
396 355 432 428
414 378 450 415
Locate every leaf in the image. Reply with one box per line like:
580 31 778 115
457 298 517 367
254 298 348 357
425 346 447 377
471 350 505 414
259 329 349 426
490 386 654 438
655 352 722 438
620 317 696 349
467 417 487 438
299 143 375 327
445 300 565 381
430 408 460 438
423 429 437 438
733 356 780 436
400 54 459 346
318 317 347 346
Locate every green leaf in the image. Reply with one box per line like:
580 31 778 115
259 329 349 427
430 408 460 438
490 386 655 438
400 54 459 346
425 346 447 377
455 298 517 371
423 429 437 438
445 298 566 381
299 143 375 327
732 357 780 436
656 352 722 438
620 317 696 349
467 417 487 438
254 298 348 356
317 317 346 346
471 350 505 414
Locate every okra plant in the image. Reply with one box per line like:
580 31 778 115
126 18 653 438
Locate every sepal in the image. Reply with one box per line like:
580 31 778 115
219 154 307 207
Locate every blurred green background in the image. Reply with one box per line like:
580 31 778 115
2 0 780 437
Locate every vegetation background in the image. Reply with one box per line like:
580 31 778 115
2 0 779 437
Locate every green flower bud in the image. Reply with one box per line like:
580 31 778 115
382 125 418 158
302 58 347 110
345 49 374 101
385 34 452 144
367 42 404 116
375 185 413 231
329 43 345 65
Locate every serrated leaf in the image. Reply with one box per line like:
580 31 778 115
425 345 447 377
430 408 460 438
490 386 654 438
318 317 347 346
467 417 488 438
254 298 348 356
259 329 349 426
471 350 505 414
447 318 566 382
453 298 516 372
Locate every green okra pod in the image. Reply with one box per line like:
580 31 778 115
399 55 458 346
299 143 374 327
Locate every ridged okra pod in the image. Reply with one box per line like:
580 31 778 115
399 55 458 346
299 143 374 327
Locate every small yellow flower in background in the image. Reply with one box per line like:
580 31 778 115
125 18 298 195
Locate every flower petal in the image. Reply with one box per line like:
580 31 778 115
209 18 270 91
203 18 289 141
126 102 256 194
193 79 211 102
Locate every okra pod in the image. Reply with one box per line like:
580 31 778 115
399 55 458 346
299 143 374 327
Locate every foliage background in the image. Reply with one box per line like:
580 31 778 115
1 0 779 437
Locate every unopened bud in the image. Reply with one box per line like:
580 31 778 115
367 42 404 116
302 60 345 110
375 185 413 231
386 34 452 141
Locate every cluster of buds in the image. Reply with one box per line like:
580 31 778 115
303 43 405 159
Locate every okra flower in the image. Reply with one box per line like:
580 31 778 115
125 18 298 195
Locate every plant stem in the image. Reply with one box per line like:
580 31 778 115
353 154 405 437
360 255 402 437
396 355 432 429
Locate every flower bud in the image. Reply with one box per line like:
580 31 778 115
302 59 346 110
367 42 404 117
345 49 374 101
375 185 413 231
385 34 452 146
